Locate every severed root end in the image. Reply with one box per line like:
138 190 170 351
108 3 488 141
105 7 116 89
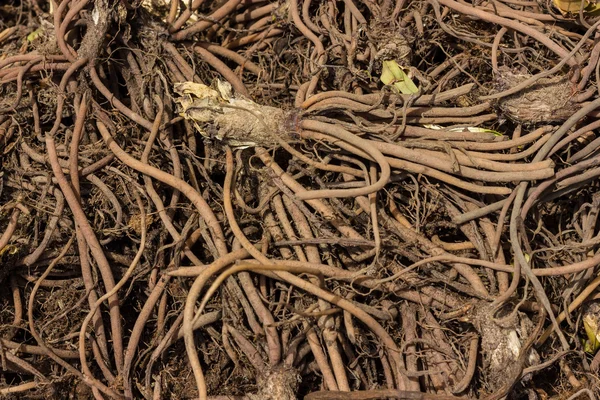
174 80 297 148
469 302 540 392
494 66 579 124
247 365 301 400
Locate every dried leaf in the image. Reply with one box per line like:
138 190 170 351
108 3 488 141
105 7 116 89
423 124 503 136
553 0 600 15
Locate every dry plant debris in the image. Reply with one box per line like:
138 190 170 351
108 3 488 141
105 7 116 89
0 0 600 399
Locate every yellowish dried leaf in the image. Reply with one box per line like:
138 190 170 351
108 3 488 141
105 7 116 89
553 0 600 15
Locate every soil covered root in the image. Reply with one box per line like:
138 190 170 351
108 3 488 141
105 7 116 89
494 67 580 124
247 365 301 400
174 81 297 147
468 302 541 393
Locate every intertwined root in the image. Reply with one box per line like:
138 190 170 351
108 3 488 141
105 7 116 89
1 0 600 399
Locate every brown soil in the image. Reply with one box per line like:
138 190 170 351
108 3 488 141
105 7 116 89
0 1 599 399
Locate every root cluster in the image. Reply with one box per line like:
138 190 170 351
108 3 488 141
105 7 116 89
0 0 600 399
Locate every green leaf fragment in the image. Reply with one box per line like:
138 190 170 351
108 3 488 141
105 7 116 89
380 60 418 95
27 28 43 42
583 315 600 354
